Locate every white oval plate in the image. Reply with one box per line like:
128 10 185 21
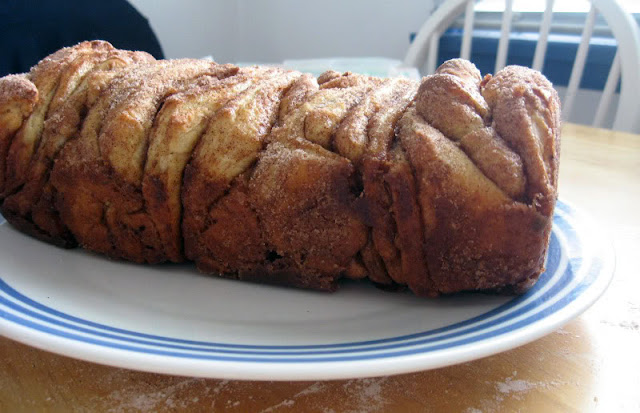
0 200 614 380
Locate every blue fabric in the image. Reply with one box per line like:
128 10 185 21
0 0 164 76
410 29 617 91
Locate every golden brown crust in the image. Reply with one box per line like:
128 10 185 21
0 43 561 296
302 76 377 150
1 48 155 247
51 59 232 262
481 66 560 216
398 106 551 294
143 66 272 262
434 58 482 84
248 139 368 286
2 41 114 198
0 74 38 194
181 69 301 269
278 73 318 120
384 146 431 292
415 61 533 206
459 127 526 200
334 78 414 164
415 72 489 140
324 73 418 287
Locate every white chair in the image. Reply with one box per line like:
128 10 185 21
404 0 640 132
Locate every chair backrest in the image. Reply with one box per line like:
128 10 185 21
404 0 640 132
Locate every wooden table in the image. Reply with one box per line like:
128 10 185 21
1 123 638 412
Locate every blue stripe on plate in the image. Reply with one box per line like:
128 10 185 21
0 241 570 357
0 254 601 362
0 200 597 362
0 230 564 352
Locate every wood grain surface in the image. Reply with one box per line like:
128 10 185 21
1 122 639 412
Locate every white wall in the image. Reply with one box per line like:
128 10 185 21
128 0 435 63
555 86 620 131
127 0 237 62
232 0 434 63
127 0 632 132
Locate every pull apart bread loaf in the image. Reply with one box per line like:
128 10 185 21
0 41 561 296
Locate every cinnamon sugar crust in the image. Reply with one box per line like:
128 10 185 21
0 43 561 296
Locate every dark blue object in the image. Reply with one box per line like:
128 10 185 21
0 0 164 76
410 29 617 91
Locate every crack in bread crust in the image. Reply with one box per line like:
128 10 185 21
143 66 274 262
358 80 419 286
0 43 561 296
182 70 302 272
1 48 156 247
2 41 116 199
481 66 560 216
0 74 38 197
51 59 230 262
416 59 527 201
398 106 552 294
